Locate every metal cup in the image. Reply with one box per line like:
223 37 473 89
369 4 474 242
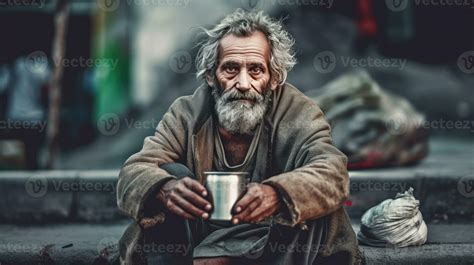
203 172 248 221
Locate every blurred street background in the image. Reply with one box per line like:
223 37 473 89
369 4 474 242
0 0 472 170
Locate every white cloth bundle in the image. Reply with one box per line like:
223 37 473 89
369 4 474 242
357 187 428 247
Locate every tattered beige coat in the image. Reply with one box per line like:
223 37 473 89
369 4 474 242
117 83 362 264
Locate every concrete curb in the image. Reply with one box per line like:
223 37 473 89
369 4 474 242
0 168 472 223
0 170 121 223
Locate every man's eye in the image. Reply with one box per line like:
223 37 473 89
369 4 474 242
224 66 238 74
250 67 263 75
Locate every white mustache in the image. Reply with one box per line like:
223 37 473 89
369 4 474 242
221 88 264 103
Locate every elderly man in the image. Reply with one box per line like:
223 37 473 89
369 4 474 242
117 9 361 265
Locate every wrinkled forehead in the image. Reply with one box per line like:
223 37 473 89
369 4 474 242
218 31 271 65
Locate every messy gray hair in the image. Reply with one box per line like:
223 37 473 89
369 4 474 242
195 9 297 86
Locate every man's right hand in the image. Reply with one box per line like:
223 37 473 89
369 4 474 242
156 177 212 220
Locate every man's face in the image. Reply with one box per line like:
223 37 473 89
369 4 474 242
214 30 273 94
208 31 274 134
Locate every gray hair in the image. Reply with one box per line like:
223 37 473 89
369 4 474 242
195 9 297 86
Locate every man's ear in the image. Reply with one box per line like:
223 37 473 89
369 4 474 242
206 73 215 87
270 78 279 91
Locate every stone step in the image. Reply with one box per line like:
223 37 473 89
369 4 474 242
0 169 472 224
0 136 472 224
0 221 472 265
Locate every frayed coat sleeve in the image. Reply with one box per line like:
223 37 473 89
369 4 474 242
263 99 349 226
117 99 188 221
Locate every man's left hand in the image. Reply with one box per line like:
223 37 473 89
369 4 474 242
232 183 280 224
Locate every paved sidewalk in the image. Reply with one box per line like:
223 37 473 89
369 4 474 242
0 221 472 265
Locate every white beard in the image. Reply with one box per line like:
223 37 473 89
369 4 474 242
211 85 272 134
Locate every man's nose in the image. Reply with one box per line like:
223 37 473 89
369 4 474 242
236 70 251 92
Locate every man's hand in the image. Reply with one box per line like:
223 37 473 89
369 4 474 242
232 183 281 224
157 177 212 220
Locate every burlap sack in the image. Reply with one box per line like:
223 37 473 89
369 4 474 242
357 188 428 247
